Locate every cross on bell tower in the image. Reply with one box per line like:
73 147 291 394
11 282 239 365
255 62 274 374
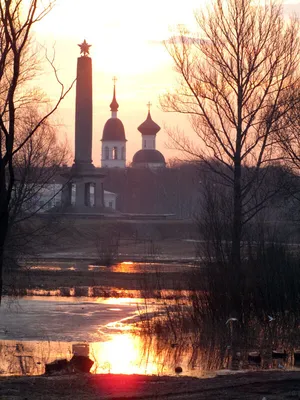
110 76 119 117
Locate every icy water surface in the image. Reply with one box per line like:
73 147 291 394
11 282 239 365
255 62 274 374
0 296 141 342
0 296 186 376
1 296 300 377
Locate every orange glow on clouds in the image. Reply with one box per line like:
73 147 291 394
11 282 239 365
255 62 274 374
29 0 299 164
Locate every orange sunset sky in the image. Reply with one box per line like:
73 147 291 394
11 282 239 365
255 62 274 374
31 0 300 166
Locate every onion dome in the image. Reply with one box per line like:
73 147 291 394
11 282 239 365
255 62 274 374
138 111 161 136
102 79 126 142
132 149 165 164
110 85 119 112
102 118 126 141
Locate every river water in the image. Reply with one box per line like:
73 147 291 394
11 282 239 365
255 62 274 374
0 295 196 376
2 262 300 377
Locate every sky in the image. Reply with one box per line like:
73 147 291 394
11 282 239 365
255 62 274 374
31 0 300 166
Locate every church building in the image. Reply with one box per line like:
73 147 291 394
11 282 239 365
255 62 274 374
101 80 127 168
132 104 166 169
100 86 166 170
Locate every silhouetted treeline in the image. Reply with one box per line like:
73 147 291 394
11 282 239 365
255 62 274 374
102 163 201 217
22 161 300 222
101 161 300 221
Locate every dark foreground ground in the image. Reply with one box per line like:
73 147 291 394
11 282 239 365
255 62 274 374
1 371 300 399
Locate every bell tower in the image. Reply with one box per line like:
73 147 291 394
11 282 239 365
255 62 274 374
101 78 127 168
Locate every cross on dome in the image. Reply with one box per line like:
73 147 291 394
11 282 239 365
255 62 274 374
147 102 152 111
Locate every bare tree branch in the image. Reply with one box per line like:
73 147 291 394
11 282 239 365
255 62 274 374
161 0 300 269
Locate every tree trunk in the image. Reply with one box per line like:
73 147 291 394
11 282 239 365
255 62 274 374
0 160 9 304
0 209 9 304
232 161 242 271
233 73 243 272
230 159 243 315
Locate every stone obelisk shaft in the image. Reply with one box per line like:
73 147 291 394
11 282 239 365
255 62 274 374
74 56 93 167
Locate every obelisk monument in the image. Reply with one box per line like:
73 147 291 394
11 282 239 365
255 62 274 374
62 40 105 210
74 39 93 169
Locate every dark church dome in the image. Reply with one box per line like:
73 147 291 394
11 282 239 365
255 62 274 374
132 149 166 164
102 118 126 141
138 111 161 136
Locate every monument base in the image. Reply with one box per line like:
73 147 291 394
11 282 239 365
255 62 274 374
61 163 106 213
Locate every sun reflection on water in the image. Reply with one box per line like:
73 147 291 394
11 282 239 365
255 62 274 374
3 323 300 377
99 297 145 305
0 332 172 376
90 334 160 375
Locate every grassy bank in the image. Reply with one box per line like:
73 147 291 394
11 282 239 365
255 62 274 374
4 264 200 297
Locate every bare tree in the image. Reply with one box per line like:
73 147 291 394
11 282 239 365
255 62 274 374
277 89 300 169
2 115 70 282
161 0 300 270
10 112 69 223
0 0 74 302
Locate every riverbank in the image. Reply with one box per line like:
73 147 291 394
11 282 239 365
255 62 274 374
1 371 300 399
5 261 201 297
37 237 197 264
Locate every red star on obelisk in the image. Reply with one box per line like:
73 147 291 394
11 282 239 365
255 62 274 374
78 39 91 56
